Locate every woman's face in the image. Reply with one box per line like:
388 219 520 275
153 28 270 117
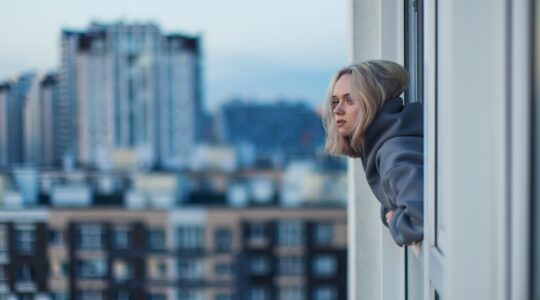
331 73 362 136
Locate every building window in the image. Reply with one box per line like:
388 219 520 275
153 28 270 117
0 294 11 300
214 262 233 277
49 229 64 246
312 255 337 277
113 227 131 249
51 259 69 278
51 293 69 300
404 0 424 104
312 223 333 246
176 226 204 250
277 221 303 246
246 222 267 246
77 258 108 279
77 224 104 250
0 225 7 255
113 259 134 281
15 225 35 255
177 259 203 280
178 289 204 300
249 287 269 300
148 259 168 279
147 228 166 251
78 290 104 300
215 293 232 300
16 264 35 283
312 286 336 300
0 266 7 282
146 293 166 300
278 286 304 300
278 256 303 276
214 228 232 252
114 291 131 300
250 255 271 275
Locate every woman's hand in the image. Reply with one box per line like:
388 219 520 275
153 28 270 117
386 210 394 224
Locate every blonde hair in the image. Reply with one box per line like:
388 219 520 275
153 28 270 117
322 60 409 157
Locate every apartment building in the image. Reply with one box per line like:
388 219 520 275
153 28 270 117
0 207 346 300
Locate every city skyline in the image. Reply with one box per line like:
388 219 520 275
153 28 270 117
0 0 349 112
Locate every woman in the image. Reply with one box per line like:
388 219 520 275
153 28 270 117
322 60 423 246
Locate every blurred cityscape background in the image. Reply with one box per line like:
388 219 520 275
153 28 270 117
0 1 348 299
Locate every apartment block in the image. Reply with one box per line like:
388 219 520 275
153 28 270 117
0 207 346 300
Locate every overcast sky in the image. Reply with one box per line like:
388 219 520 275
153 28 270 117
0 0 349 112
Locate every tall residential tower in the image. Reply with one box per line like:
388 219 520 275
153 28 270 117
60 22 202 171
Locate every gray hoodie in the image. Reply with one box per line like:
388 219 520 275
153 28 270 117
360 97 424 246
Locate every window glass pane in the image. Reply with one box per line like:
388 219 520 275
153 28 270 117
113 227 130 249
433 0 447 254
312 223 333 246
249 287 269 300
177 289 204 300
278 286 304 300
278 256 303 275
147 258 167 279
312 286 336 300
0 225 7 254
15 224 35 255
533 0 540 297
146 294 166 300
215 293 232 300
250 255 271 275
405 2 427 299
147 228 166 251
214 228 232 252
49 229 64 246
16 264 35 282
277 221 303 246
214 262 233 277
176 226 204 250
312 255 336 278
77 258 108 279
113 259 134 281
405 0 424 104
77 224 104 250
0 266 7 281
177 259 204 280
78 290 104 300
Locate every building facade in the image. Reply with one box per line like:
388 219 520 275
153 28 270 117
0 74 37 169
60 22 202 171
0 207 346 300
216 101 325 168
0 73 62 169
40 73 61 167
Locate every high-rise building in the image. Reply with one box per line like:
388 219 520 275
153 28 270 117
159 34 202 170
61 22 202 171
40 73 61 167
0 82 12 170
22 74 43 166
0 73 62 169
217 101 325 168
59 31 81 170
0 74 36 169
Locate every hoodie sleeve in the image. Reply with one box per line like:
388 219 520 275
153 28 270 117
376 136 424 246
380 205 390 228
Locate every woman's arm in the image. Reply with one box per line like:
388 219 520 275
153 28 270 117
377 137 424 246
382 163 423 246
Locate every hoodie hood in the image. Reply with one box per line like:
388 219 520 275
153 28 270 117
361 97 423 169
